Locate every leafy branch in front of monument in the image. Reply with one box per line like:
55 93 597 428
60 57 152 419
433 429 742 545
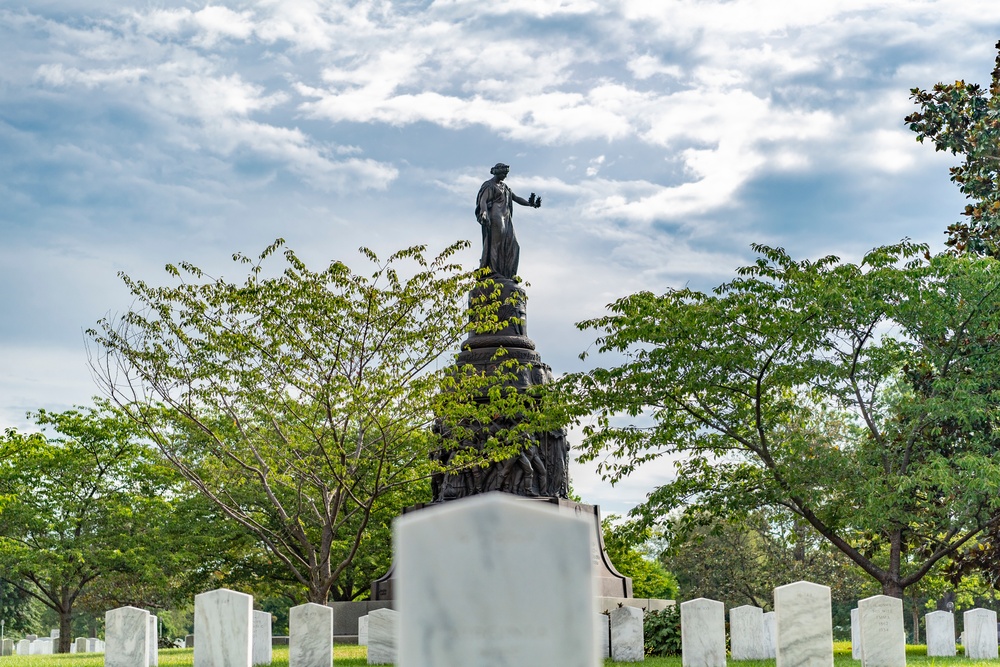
564 243 1000 598
88 239 558 604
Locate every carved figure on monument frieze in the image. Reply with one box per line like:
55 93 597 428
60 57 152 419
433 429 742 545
475 163 541 280
429 415 569 501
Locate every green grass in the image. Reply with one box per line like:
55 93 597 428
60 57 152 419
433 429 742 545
0 642 989 666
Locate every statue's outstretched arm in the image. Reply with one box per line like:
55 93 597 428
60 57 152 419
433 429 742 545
512 192 542 208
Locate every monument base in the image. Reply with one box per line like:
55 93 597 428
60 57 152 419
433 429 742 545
370 495 632 601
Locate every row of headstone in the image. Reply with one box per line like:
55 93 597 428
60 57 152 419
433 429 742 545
677 586 1000 667
847 605 999 662
106 591 328 667
7 636 105 656
680 581 833 667
353 605 644 665
117 494 644 667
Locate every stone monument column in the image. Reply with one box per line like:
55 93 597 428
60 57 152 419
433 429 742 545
370 163 631 601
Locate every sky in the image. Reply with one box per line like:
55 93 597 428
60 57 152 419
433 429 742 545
1 0 998 515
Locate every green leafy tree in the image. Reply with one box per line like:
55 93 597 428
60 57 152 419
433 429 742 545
89 240 551 604
0 578 38 636
664 513 869 609
906 40 1000 256
0 407 178 652
566 244 1000 598
601 518 678 600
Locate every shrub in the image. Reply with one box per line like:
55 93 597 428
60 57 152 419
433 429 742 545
644 606 681 656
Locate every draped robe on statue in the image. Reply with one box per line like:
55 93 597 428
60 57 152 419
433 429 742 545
476 179 520 279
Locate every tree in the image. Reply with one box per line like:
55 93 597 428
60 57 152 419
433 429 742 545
662 512 869 636
601 518 678 600
906 40 1000 257
0 406 178 652
89 240 547 604
566 243 1000 598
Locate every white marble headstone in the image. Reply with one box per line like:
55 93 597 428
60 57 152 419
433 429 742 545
289 603 332 667
763 611 777 659
1 639 13 656
774 581 833 667
148 615 159 666
858 595 904 667
16 639 30 655
730 605 769 660
924 610 958 658
253 610 273 666
924 610 955 657
964 608 998 659
75 637 88 654
680 598 726 667
395 493 597 667
358 615 369 646
610 605 644 662
367 608 399 666
597 613 610 659
194 588 253 667
851 608 861 660
106 606 151 667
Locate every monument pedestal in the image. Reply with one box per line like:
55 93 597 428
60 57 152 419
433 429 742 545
370 273 632 604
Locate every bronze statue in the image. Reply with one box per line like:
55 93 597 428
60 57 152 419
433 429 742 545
475 163 541 279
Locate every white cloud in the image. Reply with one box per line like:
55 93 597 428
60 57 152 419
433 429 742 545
29 28 398 192
430 0 607 19
627 55 683 81
129 5 256 46
35 63 148 87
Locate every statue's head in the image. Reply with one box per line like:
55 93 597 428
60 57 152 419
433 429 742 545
490 162 510 177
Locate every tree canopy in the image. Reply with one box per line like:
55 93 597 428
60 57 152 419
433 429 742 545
566 243 1000 597
907 40 1000 257
0 406 178 651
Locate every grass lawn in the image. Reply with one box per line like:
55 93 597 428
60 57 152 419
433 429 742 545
0 641 989 666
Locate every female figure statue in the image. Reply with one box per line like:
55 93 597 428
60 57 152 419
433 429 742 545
475 163 541 279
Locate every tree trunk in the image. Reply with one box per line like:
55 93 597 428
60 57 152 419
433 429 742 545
882 578 904 598
307 580 331 605
58 608 73 654
911 598 920 644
